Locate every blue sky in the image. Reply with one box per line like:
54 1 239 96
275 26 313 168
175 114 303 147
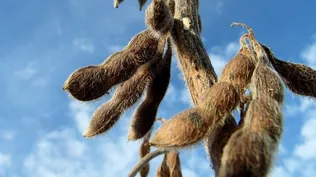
0 0 316 176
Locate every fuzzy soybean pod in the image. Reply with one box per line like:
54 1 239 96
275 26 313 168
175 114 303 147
146 0 174 36
219 95 283 177
128 40 172 141
199 81 241 127
156 154 170 177
250 61 284 104
261 44 316 98
150 81 240 149
165 0 175 16
166 151 182 177
139 131 152 177
149 37 251 150
219 45 255 95
150 108 209 149
63 29 166 102
82 62 153 138
204 114 238 175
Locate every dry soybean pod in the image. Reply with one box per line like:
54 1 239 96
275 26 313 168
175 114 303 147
166 151 182 177
219 34 255 94
64 0 174 102
128 39 172 141
149 108 209 149
150 81 240 149
83 62 153 138
248 41 284 104
250 61 284 104
139 130 152 177
261 43 316 98
219 25 284 177
63 29 166 102
199 81 240 127
219 95 283 177
156 153 170 177
146 0 174 36
204 114 238 175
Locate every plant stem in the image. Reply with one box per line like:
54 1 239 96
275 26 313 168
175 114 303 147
171 0 238 175
127 149 168 177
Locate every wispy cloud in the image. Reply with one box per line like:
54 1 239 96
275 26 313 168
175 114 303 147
73 38 95 53
301 43 316 66
208 42 240 75
0 131 15 141
0 153 11 176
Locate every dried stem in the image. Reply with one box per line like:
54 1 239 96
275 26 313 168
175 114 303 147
128 149 168 177
171 0 238 173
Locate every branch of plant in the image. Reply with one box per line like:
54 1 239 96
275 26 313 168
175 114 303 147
127 149 168 177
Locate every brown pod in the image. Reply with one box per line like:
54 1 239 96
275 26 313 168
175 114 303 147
219 47 255 94
102 30 163 84
145 0 174 36
165 0 175 16
63 29 165 101
82 102 120 138
199 82 240 125
219 96 283 177
166 151 182 177
83 64 152 138
63 65 110 101
149 108 209 149
139 131 152 177
219 130 274 177
261 44 316 98
245 95 283 143
204 114 238 176
156 154 170 177
113 0 124 8
251 61 284 104
128 40 172 141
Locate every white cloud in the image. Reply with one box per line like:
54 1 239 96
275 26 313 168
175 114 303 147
0 153 11 176
275 116 316 177
301 43 316 66
209 54 228 76
182 168 199 177
0 153 11 167
278 144 287 155
293 118 316 160
13 62 38 81
20 95 218 177
23 129 98 177
73 38 95 53
1 131 15 141
270 166 292 177
283 158 300 174
69 101 95 133
9 61 50 89
299 97 316 112
301 118 316 140
208 42 240 75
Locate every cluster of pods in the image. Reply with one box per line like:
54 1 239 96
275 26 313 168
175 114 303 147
63 0 316 176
